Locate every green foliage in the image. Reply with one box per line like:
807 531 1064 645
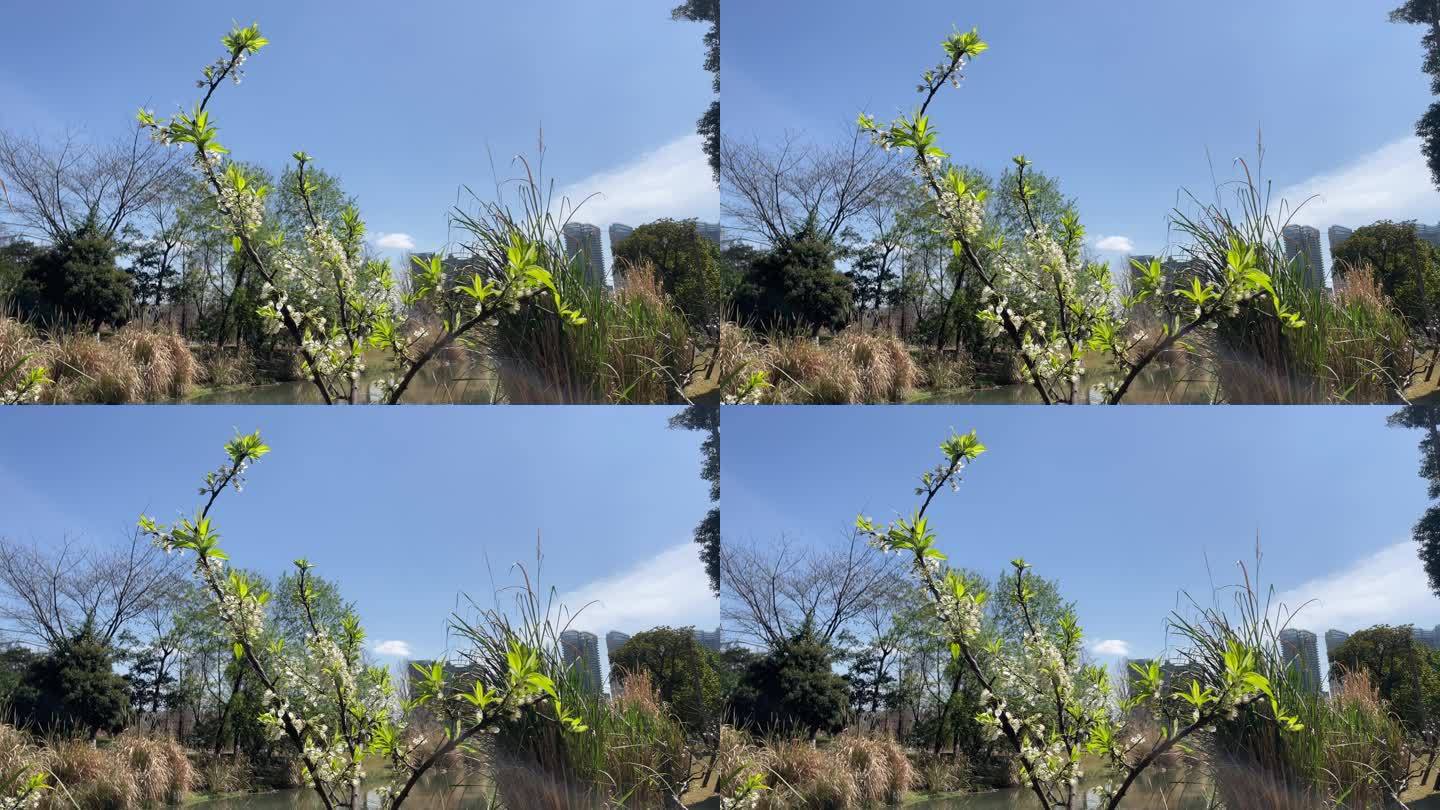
15 219 132 327
1332 220 1440 328
728 627 850 739
670 0 719 181
612 218 721 329
12 626 132 738
1330 624 1440 733
732 226 852 336
608 626 722 733
669 404 719 593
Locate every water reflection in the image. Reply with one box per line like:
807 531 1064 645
915 364 1215 405
910 771 1207 809
185 362 501 405
191 774 492 810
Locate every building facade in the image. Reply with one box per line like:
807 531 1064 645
562 222 607 288
560 629 603 695
1281 225 1326 290
1279 628 1322 692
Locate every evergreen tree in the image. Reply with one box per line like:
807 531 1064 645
13 626 131 738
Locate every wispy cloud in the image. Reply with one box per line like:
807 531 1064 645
1094 235 1136 253
372 639 413 657
1276 542 1440 636
1090 639 1131 657
372 232 416 251
558 542 719 636
555 134 718 231
1278 136 1440 230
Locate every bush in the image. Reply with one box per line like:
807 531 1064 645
494 262 699 404
722 325 924 403
0 316 202 403
717 728 911 810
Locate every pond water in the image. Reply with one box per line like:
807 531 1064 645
915 364 1216 405
185 363 502 405
911 771 1208 809
191 774 493 810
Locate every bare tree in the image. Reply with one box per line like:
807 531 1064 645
721 128 902 246
0 126 183 243
0 532 180 648
720 531 895 648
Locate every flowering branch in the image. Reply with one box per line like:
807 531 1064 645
858 28 1305 404
137 24 585 404
139 432 587 810
856 431 1304 808
0 356 48 405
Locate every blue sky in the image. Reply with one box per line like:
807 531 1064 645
0 1 717 273
0 407 716 678
723 0 1440 279
722 406 1440 667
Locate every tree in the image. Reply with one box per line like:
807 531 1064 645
613 218 721 328
1388 405 1440 596
858 28 1302 404
669 403 719 593
728 627 850 740
849 430 1304 810
732 226 852 336
15 217 132 326
671 0 719 183
1391 2 1440 187
0 239 40 300
1331 220 1440 328
721 532 893 648
722 130 902 246
1329 624 1440 733
0 533 179 649
138 23 586 405
13 625 132 739
608 626 721 732
0 128 183 244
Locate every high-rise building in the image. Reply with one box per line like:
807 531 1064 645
1279 628 1322 693
697 221 723 246
609 224 635 259
1281 225 1326 290
605 630 632 661
560 630 603 695
1417 222 1440 250
1327 226 1355 291
562 222 606 288
1324 629 1351 691
693 627 722 653
1413 624 1440 650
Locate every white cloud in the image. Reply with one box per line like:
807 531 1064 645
1090 639 1131 657
372 232 416 251
372 639 413 657
1276 542 1440 638
555 134 718 233
1094 235 1135 253
1278 136 1440 230
558 542 719 636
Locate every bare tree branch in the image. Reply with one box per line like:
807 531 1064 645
721 128 903 247
0 532 180 648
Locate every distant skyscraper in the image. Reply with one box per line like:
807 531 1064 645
609 223 635 258
1327 226 1355 291
562 222 606 288
696 221 722 246
1281 225 1326 290
605 630 632 662
1324 629 1351 690
1279 629 1322 693
692 627 722 653
1413 624 1440 650
1417 222 1440 250
560 630 603 695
